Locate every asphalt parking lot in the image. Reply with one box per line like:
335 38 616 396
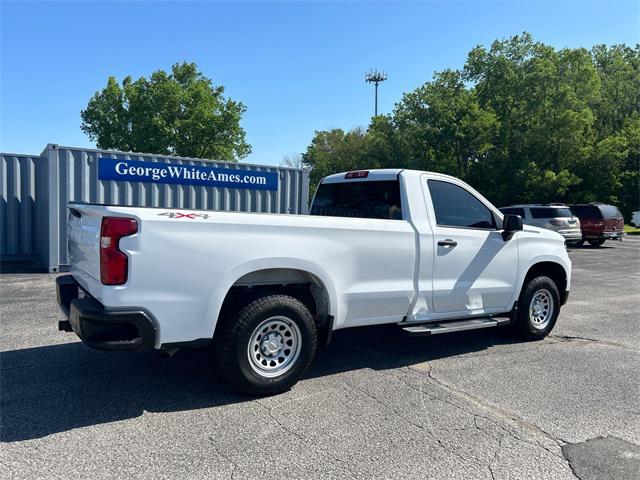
1 237 639 480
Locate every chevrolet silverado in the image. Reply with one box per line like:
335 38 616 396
57 169 571 395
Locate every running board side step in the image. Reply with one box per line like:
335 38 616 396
402 318 511 336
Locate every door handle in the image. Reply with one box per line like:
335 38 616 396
437 239 458 247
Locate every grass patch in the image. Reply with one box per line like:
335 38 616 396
624 224 640 234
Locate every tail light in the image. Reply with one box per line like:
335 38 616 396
550 219 564 226
345 170 369 179
100 217 138 285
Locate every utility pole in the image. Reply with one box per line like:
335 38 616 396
365 70 388 116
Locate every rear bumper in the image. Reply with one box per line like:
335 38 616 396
583 231 624 240
603 231 624 240
56 275 156 351
560 232 583 242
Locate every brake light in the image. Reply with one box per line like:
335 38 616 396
550 219 564 226
345 170 369 179
100 217 138 285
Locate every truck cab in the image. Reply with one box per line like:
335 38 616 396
311 169 569 323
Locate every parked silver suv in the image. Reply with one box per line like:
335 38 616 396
499 204 582 244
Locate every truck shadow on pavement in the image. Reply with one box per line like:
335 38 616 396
1 325 524 442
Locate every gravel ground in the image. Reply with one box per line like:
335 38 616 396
1 237 639 479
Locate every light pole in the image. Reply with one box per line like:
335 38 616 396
365 70 388 116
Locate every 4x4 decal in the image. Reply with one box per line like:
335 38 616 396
158 211 210 219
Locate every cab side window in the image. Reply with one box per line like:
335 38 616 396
427 180 496 229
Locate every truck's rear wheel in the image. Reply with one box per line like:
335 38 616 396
217 294 317 396
514 276 560 340
588 238 605 247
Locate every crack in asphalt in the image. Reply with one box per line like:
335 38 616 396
449 333 638 363
207 436 239 480
415 380 483 465
255 399 306 442
563 452 584 480
341 363 576 479
421 365 568 443
254 399 359 479
549 334 637 352
487 435 503 480
395 364 578 478
344 378 471 465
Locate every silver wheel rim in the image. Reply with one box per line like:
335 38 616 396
247 316 302 378
529 288 554 329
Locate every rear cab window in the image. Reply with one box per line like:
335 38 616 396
310 180 403 220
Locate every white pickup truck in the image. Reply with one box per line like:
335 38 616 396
57 169 571 395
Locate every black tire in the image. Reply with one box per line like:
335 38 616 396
513 276 561 340
216 294 317 396
574 239 585 247
588 238 605 247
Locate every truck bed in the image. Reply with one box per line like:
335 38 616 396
67 203 417 347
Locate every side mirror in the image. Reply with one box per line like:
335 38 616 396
502 214 523 240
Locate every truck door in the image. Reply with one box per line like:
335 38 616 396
424 178 518 315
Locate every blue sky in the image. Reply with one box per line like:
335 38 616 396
1 1 638 165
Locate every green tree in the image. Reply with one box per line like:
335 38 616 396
393 69 498 178
81 62 250 161
589 45 640 216
463 34 599 205
302 128 373 188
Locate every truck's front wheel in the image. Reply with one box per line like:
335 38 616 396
514 276 560 340
217 295 317 396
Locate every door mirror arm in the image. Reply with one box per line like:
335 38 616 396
501 214 523 241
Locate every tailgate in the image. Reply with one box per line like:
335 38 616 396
604 216 624 232
67 205 103 283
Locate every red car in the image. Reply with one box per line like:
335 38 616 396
570 203 625 247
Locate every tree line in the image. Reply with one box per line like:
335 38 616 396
302 33 639 218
